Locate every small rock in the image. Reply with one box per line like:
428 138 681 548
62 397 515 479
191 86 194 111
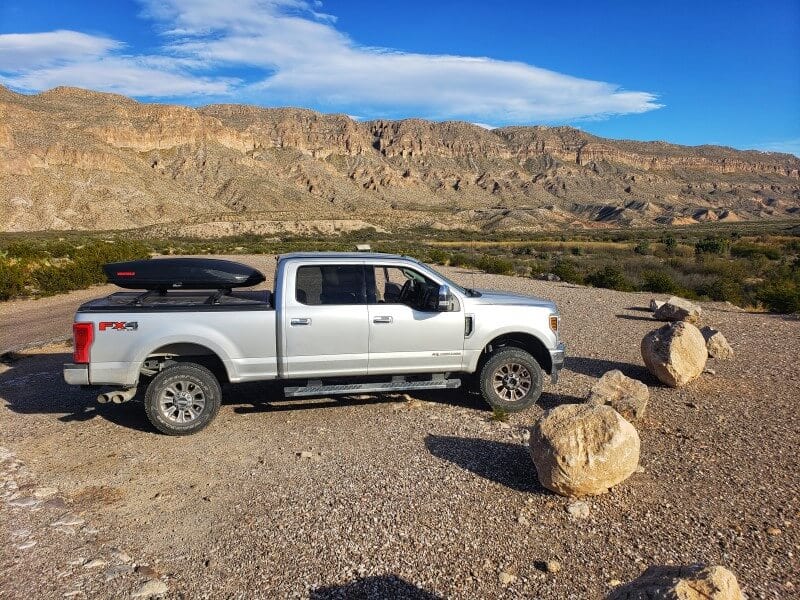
33 487 58 499
8 496 39 508
517 515 530 526
297 451 314 459
653 296 702 323
766 526 782 536
546 560 561 573
539 273 562 282
641 322 707 387
566 500 590 519
83 559 107 569
110 549 132 563
703 368 716 375
41 497 69 511
136 565 159 578
608 564 743 600
700 326 734 359
586 370 649 421
498 571 517 586
649 299 665 312
63 591 83 598
131 579 168 598
51 514 85 527
16 540 37 550
104 564 134 581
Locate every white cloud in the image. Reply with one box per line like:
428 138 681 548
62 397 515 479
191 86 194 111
0 0 662 121
0 30 121 70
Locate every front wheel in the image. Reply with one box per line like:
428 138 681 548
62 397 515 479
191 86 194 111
479 348 543 413
144 363 221 435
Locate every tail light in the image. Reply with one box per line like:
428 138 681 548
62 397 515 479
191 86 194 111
73 322 94 364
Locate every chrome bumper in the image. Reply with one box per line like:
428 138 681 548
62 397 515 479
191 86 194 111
549 342 566 384
63 363 90 386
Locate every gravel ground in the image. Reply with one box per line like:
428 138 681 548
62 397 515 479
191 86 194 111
1 256 798 599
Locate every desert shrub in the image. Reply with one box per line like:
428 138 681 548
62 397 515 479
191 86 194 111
0 260 29 300
730 242 781 261
694 277 743 304
475 255 514 275
585 265 634 291
694 236 729 256
633 240 651 255
757 279 800 313
427 249 449 265
552 259 583 284
448 253 471 268
662 234 678 254
639 269 681 294
5 241 47 260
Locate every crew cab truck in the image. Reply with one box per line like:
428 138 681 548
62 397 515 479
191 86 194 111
64 253 565 435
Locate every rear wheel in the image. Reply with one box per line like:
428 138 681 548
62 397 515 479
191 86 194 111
479 348 543 413
144 363 221 435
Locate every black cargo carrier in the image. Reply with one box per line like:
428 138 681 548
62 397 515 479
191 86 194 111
103 258 266 291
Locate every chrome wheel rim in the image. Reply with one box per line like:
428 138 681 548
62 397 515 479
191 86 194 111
159 380 206 424
492 362 532 402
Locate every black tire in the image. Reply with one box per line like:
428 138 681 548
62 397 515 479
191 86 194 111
144 363 221 435
479 347 543 413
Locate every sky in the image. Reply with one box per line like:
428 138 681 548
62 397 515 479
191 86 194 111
0 0 798 155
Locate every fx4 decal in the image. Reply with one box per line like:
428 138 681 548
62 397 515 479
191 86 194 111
99 321 138 332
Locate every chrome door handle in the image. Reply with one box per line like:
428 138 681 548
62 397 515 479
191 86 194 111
290 318 311 326
373 316 393 324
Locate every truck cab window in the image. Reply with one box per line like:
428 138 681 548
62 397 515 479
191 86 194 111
369 266 439 311
296 265 366 305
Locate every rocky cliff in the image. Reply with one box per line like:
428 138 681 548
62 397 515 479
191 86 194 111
1 85 798 234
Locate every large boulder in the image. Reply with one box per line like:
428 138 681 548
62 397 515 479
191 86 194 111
654 296 702 324
587 370 649 421
700 326 734 359
607 564 744 600
649 298 665 312
529 404 640 497
641 322 707 387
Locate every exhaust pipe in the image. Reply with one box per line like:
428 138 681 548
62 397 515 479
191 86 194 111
97 387 137 405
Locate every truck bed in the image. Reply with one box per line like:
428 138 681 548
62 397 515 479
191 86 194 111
78 290 273 312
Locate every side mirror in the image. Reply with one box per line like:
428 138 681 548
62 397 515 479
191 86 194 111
438 284 453 311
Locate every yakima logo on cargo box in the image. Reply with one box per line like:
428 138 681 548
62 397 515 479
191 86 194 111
99 321 138 332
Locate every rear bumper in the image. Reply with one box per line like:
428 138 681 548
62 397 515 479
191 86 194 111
549 342 566 384
63 363 90 386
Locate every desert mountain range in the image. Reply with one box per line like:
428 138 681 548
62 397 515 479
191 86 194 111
1 85 798 235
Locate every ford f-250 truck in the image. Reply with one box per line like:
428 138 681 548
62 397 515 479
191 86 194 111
64 253 565 435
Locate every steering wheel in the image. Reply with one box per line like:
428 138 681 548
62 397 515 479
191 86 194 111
399 279 415 303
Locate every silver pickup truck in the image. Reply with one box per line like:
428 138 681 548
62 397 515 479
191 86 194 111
64 252 565 435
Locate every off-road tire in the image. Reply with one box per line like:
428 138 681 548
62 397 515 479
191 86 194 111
479 347 543 413
144 363 221 435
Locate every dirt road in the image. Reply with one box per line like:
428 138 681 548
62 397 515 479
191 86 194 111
1 258 798 598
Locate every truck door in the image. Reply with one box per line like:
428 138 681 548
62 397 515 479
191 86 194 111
283 263 369 378
366 265 465 374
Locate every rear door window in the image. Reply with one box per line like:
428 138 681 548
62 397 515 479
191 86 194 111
295 265 366 305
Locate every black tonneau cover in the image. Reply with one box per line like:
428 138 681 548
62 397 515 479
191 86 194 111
104 258 266 290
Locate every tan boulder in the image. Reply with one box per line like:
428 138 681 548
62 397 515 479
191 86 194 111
641 322 707 387
700 326 734 359
654 296 702 323
587 370 649 421
607 564 744 599
529 404 640 497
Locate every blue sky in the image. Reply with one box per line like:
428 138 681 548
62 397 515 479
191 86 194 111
0 0 798 155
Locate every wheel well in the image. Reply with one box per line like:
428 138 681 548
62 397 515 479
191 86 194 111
144 343 229 384
481 333 552 374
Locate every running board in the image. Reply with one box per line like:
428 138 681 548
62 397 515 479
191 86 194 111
283 376 461 398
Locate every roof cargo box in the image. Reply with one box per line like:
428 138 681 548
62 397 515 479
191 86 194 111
103 258 266 290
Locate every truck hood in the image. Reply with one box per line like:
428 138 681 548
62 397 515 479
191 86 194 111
468 289 557 311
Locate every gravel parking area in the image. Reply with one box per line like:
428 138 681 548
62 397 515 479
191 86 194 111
1 257 798 598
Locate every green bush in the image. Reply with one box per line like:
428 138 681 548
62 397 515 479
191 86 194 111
552 259 583 284
475 255 515 275
5 241 47 260
757 279 800 313
633 240 651 255
586 265 634 291
694 236 729 256
730 242 781 261
0 260 29 300
640 269 680 294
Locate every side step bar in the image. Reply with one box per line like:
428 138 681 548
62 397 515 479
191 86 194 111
284 376 461 398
